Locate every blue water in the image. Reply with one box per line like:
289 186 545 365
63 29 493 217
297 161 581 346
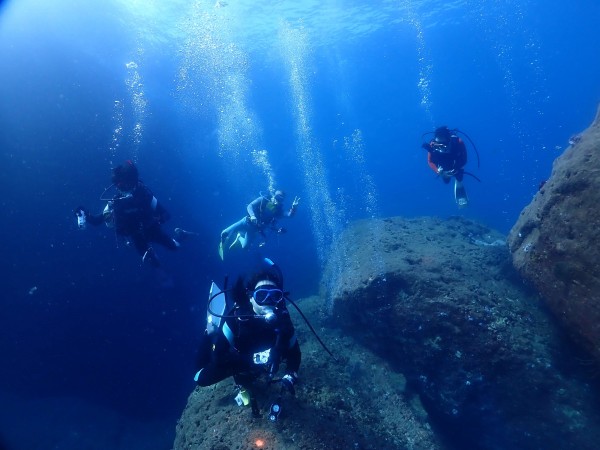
1 0 599 448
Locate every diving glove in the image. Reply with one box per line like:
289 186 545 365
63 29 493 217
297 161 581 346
281 373 297 395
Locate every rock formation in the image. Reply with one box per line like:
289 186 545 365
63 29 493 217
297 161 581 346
174 216 600 449
323 216 600 449
174 294 445 450
508 105 600 366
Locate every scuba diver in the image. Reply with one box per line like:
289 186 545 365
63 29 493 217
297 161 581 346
75 160 196 268
219 190 300 260
421 126 480 208
195 258 301 420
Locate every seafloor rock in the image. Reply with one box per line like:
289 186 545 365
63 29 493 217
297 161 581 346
322 216 600 450
507 105 600 367
174 216 600 450
174 294 444 450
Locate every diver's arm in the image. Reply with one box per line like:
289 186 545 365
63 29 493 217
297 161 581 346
273 314 301 375
246 197 262 221
456 138 468 167
87 213 105 226
284 339 301 374
75 206 104 226
283 197 300 217
427 152 440 173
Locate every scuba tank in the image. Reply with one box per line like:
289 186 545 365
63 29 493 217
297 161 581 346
206 281 227 335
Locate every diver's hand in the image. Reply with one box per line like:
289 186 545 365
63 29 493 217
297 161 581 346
437 166 444 174
74 206 88 217
249 215 258 225
281 373 297 396
290 196 300 214
267 350 281 380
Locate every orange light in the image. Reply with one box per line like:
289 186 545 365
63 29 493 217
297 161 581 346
255 439 265 448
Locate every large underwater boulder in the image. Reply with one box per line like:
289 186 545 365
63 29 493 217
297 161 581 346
173 216 600 450
322 216 600 450
507 105 600 367
173 293 445 450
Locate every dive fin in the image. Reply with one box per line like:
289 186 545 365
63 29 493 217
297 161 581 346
454 180 469 208
229 232 248 250
229 233 241 250
238 232 248 249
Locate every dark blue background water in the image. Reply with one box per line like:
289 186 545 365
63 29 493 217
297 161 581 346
1 0 599 448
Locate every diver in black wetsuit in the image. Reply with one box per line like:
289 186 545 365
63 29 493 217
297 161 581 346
195 258 301 419
75 160 195 268
422 126 470 208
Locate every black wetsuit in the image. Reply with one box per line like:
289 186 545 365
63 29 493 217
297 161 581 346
89 181 176 257
196 300 301 389
427 136 468 182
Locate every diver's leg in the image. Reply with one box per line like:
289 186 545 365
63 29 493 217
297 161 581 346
132 233 160 267
233 371 261 417
174 228 198 241
150 225 180 251
221 216 248 245
239 225 259 249
195 364 235 387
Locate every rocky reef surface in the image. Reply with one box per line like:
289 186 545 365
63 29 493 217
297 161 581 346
173 296 444 450
174 216 600 450
508 105 600 368
323 216 600 449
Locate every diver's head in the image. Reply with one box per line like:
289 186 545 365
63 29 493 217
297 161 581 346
112 160 139 192
249 279 284 315
246 258 285 314
434 126 451 144
433 126 452 152
272 190 286 204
